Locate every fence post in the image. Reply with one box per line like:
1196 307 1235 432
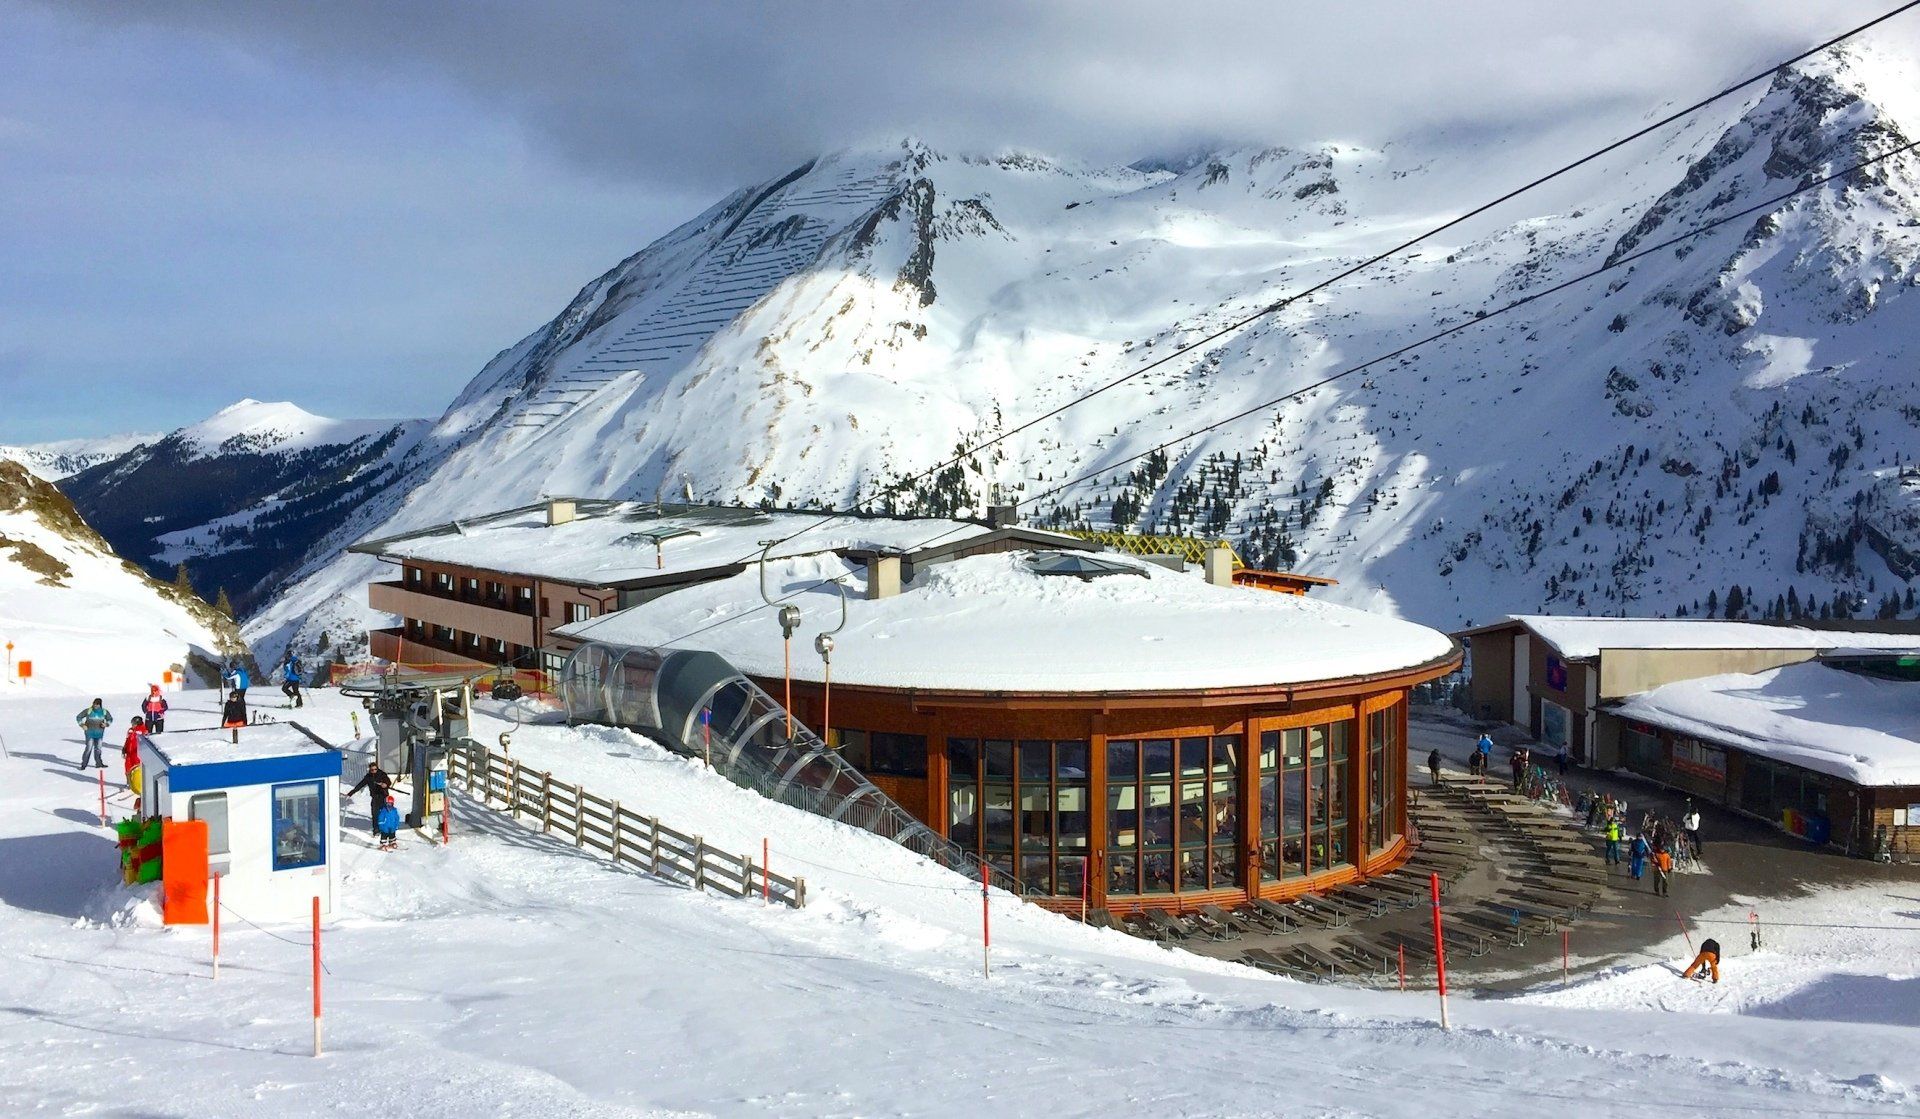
794 877 806 909
573 784 585 847
509 758 523 817
611 803 623 862
541 771 553 833
693 836 707 891
647 816 660 873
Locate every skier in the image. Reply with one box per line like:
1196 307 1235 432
220 690 248 737
280 653 304 709
1652 846 1673 897
1474 733 1494 776
1604 816 1623 866
223 662 250 702
376 795 401 851
140 684 168 733
1682 937 1721 983
1629 833 1649 881
74 698 113 769
1509 748 1526 791
347 760 396 835
1427 747 1442 787
1682 802 1703 858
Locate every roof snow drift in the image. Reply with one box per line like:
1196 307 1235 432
1613 661 1920 787
556 550 1456 693
1488 616 1920 661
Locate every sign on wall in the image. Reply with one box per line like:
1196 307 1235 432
1545 655 1568 692
1672 737 1727 783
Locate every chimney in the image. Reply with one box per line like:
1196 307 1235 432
867 555 902 600
1204 545 1236 588
546 499 576 526
987 504 1019 528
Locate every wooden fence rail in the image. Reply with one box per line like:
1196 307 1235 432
446 745 806 909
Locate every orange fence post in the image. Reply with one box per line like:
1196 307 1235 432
311 896 323 1057
981 862 992 980
1429 872 1450 1030
211 874 221 980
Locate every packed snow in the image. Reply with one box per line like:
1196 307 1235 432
3 685 1918 1116
1612 661 1920 786
558 549 1457 690
1495 615 1920 660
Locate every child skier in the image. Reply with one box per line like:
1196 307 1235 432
376 795 401 851
74 698 112 769
140 685 168 733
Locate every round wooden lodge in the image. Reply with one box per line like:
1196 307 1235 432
554 547 1461 916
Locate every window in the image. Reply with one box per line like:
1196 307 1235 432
404 566 421 586
1365 705 1402 853
271 781 325 871
485 580 503 602
433 571 452 592
567 602 592 624
189 792 230 856
432 624 453 642
516 586 534 613
836 728 927 778
1107 735 1238 895
1258 718 1354 878
950 737 1089 897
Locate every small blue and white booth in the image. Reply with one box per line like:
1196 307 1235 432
139 723 344 920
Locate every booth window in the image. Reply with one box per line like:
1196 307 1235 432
189 792 230 856
272 781 326 871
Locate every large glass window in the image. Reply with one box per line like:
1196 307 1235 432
1259 719 1355 878
1365 706 1402 853
271 782 325 871
837 728 929 778
948 737 1088 896
189 792 230 856
1107 735 1239 896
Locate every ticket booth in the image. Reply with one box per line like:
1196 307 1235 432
139 724 344 920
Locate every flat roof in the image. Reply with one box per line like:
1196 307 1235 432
1613 662 1920 787
1460 615 1920 661
556 550 1456 693
145 723 341 793
351 501 1081 588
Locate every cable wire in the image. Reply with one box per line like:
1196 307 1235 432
618 133 1920 654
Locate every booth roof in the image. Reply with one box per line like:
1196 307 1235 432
1613 662 1920 787
358 503 1071 587
1497 616 1920 661
148 723 334 769
555 551 1456 693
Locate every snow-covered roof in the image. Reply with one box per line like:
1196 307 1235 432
147 723 333 767
1479 616 1920 660
1613 662 1920 787
555 550 1456 693
354 502 1076 588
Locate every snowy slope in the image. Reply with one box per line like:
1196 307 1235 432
2 685 1916 1116
61 399 428 619
252 45 1920 658
0 460 240 692
0 431 156 481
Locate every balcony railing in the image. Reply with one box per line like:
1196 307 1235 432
369 582 537 647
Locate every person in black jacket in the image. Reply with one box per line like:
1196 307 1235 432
1427 748 1443 786
347 761 396 834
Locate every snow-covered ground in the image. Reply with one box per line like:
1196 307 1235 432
3 685 1916 1116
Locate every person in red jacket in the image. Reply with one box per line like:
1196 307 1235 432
122 717 146 785
140 685 168 733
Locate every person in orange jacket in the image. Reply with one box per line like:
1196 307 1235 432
1652 846 1674 896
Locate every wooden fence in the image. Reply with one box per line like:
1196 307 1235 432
445 745 806 909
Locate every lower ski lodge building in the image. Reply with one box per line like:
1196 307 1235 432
353 499 1460 913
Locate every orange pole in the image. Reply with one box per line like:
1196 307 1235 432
981 861 992 979
1429 872 1450 1029
97 769 106 826
1397 943 1406 991
441 793 450 846
1080 856 1088 924
1674 910 1694 953
311 896 322 1057
211 874 221 980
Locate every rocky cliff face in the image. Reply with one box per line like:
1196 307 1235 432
231 45 1920 659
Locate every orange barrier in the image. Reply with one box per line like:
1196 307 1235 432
161 819 210 925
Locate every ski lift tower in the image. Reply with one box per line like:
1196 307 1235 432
339 670 480 832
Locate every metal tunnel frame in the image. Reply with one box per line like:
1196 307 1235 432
560 640 1025 895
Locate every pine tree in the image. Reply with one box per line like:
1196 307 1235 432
214 587 236 619
172 563 193 594
1706 589 1719 615
1724 585 1744 618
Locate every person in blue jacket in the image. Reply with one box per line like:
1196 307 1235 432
280 653 304 708
223 663 251 700
1629 833 1650 880
74 698 113 769
377 795 401 851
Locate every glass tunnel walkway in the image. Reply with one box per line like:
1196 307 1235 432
560 641 1024 895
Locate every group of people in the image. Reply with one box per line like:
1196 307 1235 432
218 654 306 732
348 759 402 850
1581 790 1705 896
74 685 171 771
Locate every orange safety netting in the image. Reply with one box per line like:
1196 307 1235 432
327 661 554 696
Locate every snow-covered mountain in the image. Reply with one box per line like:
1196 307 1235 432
61 400 428 617
0 432 157 482
247 45 1920 658
0 459 243 692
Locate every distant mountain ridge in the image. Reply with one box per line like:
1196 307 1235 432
69 44 1912 661
0 432 158 481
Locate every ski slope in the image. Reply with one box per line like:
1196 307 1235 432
2 686 1915 1117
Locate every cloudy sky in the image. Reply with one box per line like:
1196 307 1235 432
2 0 1912 442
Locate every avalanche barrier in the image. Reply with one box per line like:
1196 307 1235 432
560 641 1024 896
